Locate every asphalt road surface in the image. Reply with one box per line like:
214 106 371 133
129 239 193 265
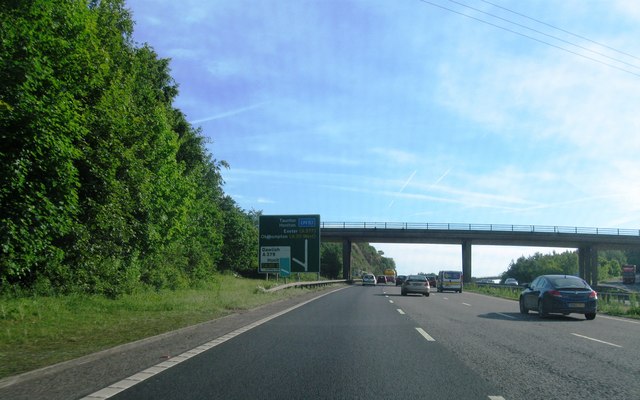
3 284 640 399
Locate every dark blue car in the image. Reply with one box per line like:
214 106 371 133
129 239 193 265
519 275 597 320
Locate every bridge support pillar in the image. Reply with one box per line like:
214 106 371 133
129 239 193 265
579 246 599 286
342 239 352 281
462 240 472 283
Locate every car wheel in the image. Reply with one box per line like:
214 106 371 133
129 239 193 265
424 293 430 297
401 290 407 296
585 312 596 320
538 299 548 318
519 297 528 314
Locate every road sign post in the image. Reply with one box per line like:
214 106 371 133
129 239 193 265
259 215 320 276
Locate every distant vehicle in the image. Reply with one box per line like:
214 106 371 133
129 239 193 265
396 275 407 286
426 275 436 288
377 275 388 284
622 264 636 284
384 268 397 284
519 275 597 320
401 275 430 296
437 270 463 293
504 278 519 286
362 274 377 286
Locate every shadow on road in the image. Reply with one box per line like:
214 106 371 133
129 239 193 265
477 312 590 322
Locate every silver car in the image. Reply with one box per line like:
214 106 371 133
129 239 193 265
504 278 519 286
401 275 431 296
362 274 377 286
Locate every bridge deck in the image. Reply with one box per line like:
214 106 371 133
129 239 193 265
320 222 640 248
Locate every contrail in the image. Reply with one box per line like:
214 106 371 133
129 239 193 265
432 168 451 187
388 170 417 208
399 170 417 192
189 101 267 124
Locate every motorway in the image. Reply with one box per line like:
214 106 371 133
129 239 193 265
88 284 639 400
3 284 639 399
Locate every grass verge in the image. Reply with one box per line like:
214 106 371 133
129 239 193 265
464 284 640 319
0 275 331 379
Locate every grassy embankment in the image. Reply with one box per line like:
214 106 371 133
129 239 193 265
0 274 329 379
465 283 640 319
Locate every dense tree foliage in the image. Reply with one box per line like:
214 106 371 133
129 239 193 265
503 251 578 284
321 243 342 280
320 242 395 280
0 0 258 296
502 249 634 284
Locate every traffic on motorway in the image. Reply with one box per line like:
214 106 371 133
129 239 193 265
368 271 601 320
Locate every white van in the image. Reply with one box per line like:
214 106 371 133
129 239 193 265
437 270 463 293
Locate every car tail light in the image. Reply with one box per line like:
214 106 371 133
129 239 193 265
548 290 562 298
589 290 598 299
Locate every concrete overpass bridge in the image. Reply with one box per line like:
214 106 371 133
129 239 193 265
320 222 640 285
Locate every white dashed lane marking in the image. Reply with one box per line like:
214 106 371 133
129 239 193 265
415 327 436 342
571 333 622 348
495 312 516 319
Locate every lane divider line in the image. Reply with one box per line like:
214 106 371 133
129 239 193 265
462 302 472 306
495 313 516 319
571 333 622 348
488 396 506 400
81 287 347 399
397 309 405 315
415 327 436 342
599 315 640 325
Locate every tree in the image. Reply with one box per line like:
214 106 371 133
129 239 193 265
218 196 258 275
1 0 100 288
0 0 236 295
320 243 342 279
502 251 578 284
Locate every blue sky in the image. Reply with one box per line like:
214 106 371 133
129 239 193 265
127 0 640 277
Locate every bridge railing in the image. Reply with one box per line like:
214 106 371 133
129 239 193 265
321 222 640 236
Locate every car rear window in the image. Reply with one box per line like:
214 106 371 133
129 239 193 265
443 272 461 279
408 276 426 281
548 276 589 289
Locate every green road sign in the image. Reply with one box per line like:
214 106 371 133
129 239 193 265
259 215 320 274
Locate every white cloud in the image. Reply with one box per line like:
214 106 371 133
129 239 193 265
368 147 420 165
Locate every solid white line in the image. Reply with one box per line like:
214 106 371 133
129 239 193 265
442 297 449 300
462 302 472 306
599 315 640 324
571 333 622 348
495 312 516 319
397 309 405 315
415 327 436 342
81 287 346 399
488 396 506 400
